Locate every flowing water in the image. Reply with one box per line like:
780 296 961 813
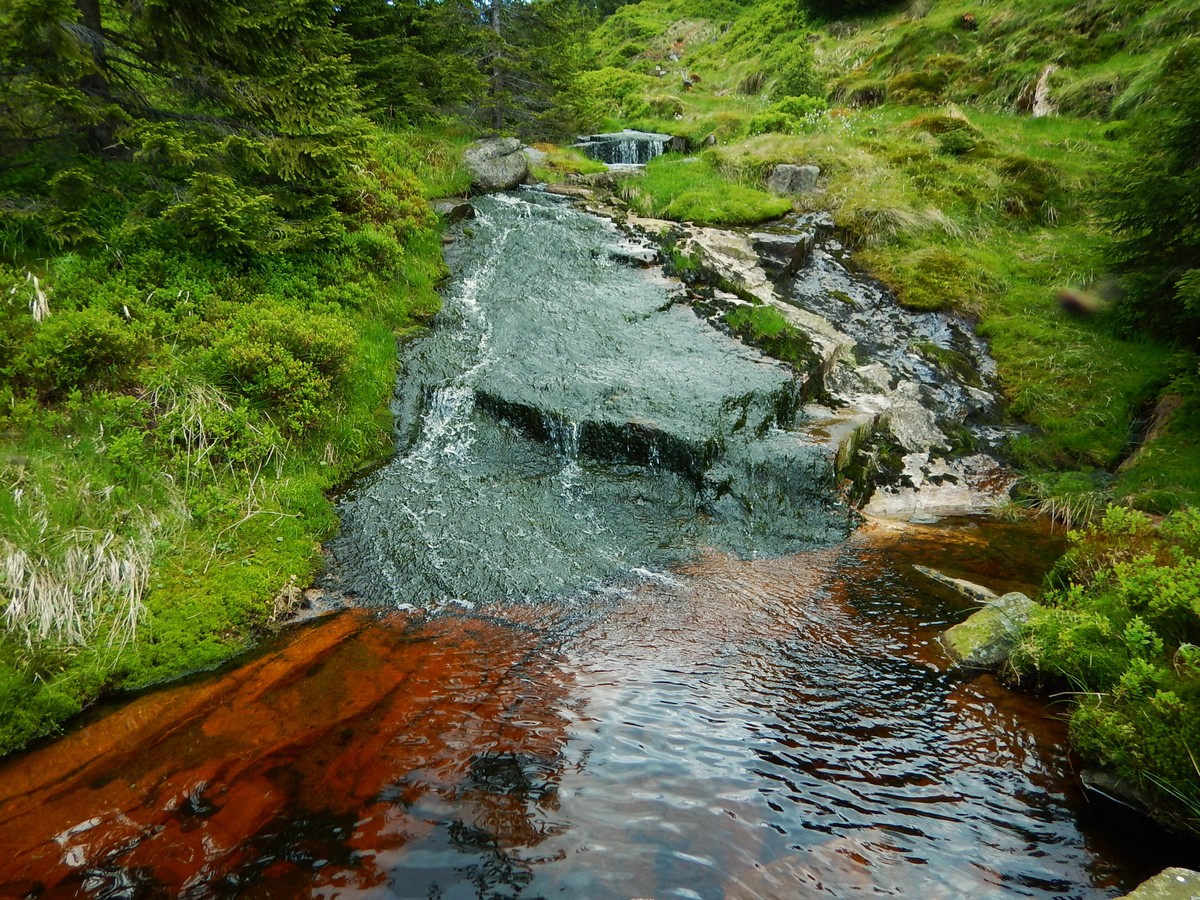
574 131 674 166
0 193 1193 898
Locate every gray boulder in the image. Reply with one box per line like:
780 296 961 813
750 231 814 277
464 138 529 192
522 145 548 168
940 591 1036 669
768 164 820 195
431 199 475 223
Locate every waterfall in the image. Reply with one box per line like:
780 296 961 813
575 130 675 166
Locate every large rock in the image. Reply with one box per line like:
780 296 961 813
768 164 820 195
464 138 529 192
750 231 814 277
940 591 1036 669
1116 868 1200 900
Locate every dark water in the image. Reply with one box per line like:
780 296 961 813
0 193 1193 898
0 525 1189 898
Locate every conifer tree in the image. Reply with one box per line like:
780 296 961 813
1 0 370 252
1100 40 1200 347
476 0 593 136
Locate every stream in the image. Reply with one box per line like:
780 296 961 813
0 193 1192 898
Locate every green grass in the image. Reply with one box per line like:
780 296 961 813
529 144 609 182
725 303 817 369
0 125 450 753
621 153 792 225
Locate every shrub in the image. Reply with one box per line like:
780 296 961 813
748 95 828 134
205 303 356 433
773 48 823 99
1100 39 1200 346
1014 506 1200 829
12 307 151 400
648 94 685 118
165 173 283 254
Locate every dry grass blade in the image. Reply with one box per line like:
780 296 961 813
1 530 152 649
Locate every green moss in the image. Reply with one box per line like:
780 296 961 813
724 303 817 371
910 341 984 388
622 154 792 226
876 246 986 312
529 144 609 183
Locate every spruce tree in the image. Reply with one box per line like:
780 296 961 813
1101 39 1200 347
1 0 370 253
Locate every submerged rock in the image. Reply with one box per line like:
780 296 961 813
940 591 1036 669
464 137 529 192
861 452 1017 522
913 565 1000 604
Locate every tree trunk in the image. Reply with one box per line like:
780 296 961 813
490 0 503 131
75 0 117 152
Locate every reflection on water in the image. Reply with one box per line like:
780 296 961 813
0 521 1191 898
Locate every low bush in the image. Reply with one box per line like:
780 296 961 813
747 94 829 134
1014 506 1200 829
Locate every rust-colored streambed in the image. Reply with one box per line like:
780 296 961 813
0 521 1187 898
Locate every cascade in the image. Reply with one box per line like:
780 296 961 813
574 129 675 165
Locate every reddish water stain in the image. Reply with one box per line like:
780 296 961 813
0 519 1192 899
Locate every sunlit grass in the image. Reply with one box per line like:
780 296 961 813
621 153 792 226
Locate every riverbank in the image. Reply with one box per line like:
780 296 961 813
0 127 473 755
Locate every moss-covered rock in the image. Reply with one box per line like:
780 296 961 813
1116 868 1200 900
941 591 1037 669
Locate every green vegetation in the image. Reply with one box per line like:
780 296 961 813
581 0 1200 829
0 0 583 753
3 0 1200 837
725 304 816 370
528 143 610 182
622 154 792 225
1014 507 1200 828
0 125 447 753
